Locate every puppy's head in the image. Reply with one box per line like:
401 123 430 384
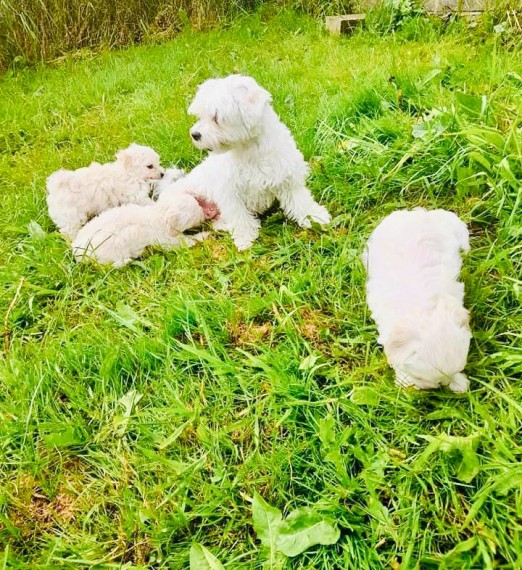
162 192 206 235
384 295 471 388
115 144 164 181
187 74 272 152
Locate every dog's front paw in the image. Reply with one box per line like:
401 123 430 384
234 236 254 251
212 218 230 231
448 372 469 393
299 205 331 228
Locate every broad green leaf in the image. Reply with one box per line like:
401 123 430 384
190 543 225 570
414 433 481 482
27 220 46 240
252 492 283 567
350 386 380 406
495 467 522 496
43 428 84 448
412 121 429 139
276 508 340 557
119 390 143 417
455 91 487 118
463 127 505 151
366 495 393 530
318 415 336 448
457 444 481 483
467 151 492 172
299 354 318 371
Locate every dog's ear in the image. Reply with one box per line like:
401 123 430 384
115 147 133 167
435 294 470 329
451 303 470 329
383 325 415 364
166 212 184 237
233 75 272 109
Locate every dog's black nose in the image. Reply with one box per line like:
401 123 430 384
160 171 164 178
191 132 202 142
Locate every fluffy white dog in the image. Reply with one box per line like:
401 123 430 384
72 191 215 267
47 144 164 239
166 74 331 250
363 208 472 392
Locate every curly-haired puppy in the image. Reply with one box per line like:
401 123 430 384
166 74 331 250
363 208 471 392
47 144 164 239
72 191 216 267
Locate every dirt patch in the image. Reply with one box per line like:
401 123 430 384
227 321 273 347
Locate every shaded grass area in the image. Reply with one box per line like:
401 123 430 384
1 10 521 569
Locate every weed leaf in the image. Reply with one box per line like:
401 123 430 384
252 492 284 566
190 543 225 570
277 507 340 557
252 494 340 562
350 386 381 406
415 433 481 482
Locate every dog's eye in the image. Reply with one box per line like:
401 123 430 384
147 164 154 169
212 113 219 125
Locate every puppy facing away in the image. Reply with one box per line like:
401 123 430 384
166 74 331 250
363 208 471 392
47 144 164 239
72 191 216 267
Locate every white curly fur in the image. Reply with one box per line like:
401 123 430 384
363 208 472 392
47 143 164 239
72 191 207 267
165 74 331 251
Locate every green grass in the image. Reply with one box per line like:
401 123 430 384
1 9 522 569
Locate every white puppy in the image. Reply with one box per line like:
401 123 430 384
47 144 164 239
167 74 331 250
363 208 471 392
72 191 213 267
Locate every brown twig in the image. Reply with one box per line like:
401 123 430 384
2 277 25 354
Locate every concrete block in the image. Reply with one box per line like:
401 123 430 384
326 14 366 35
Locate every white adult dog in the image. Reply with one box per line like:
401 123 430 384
167 74 331 250
72 191 215 267
363 208 472 392
47 144 164 239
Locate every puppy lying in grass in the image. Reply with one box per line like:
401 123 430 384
47 143 164 239
72 191 218 267
363 208 471 392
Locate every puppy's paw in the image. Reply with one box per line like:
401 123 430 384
299 205 331 228
234 236 254 251
448 372 469 393
213 218 230 231
394 373 419 390
192 231 210 242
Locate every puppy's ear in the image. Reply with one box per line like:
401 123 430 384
115 147 133 167
384 325 415 364
436 294 470 329
453 305 470 329
233 76 272 109
166 212 184 237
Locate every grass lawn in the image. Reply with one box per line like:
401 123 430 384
1 8 521 569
